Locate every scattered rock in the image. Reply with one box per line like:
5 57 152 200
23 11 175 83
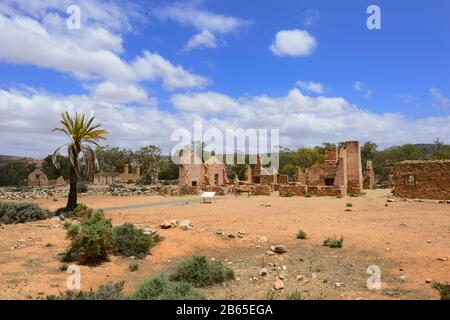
311 273 317 280
387 199 395 203
228 233 236 239
438 257 448 261
143 228 156 235
282 265 287 271
274 279 284 290
169 219 178 226
425 278 433 284
160 221 172 229
180 220 192 230
270 245 286 254
279 271 286 280
296 275 304 281
259 268 268 276
399 275 407 282
266 250 276 256
335 282 345 288
257 236 268 243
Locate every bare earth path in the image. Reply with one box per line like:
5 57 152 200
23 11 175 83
0 189 448 300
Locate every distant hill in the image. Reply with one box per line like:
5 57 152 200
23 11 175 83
0 155 43 167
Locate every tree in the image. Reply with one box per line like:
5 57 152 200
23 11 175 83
361 141 378 166
0 161 34 186
52 112 108 210
134 145 162 183
95 146 132 173
42 155 70 180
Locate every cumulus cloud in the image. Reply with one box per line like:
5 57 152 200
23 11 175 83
185 30 218 51
296 81 325 94
91 82 150 104
0 9 208 89
4 86 449 158
270 29 317 57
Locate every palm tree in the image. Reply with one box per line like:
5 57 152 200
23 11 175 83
52 112 108 210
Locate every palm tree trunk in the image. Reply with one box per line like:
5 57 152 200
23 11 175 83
66 161 78 211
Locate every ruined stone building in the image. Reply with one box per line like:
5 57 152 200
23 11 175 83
93 163 141 185
280 141 363 197
27 169 66 187
178 150 228 188
363 160 376 189
392 160 450 200
245 155 287 185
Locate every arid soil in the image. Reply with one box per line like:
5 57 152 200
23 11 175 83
0 189 449 300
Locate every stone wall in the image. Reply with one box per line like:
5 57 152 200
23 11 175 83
308 186 345 197
363 160 375 189
251 185 272 196
345 141 363 194
393 160 450 200
279 184 307 196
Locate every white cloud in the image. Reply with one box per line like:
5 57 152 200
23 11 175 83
270 29 317 57
132 52 210 89
92 82 149 104
2 86 450 158
185 30 218 51
430 88 450 109
0 12 209 89
296 81 325 94
353 81 373 98
153 1 252 34
171 92 239 115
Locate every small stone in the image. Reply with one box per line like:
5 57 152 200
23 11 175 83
438 257 448 261
257 236 268 243
259 268 268 276
270 245 286 254
311 273 317 280
296 275 304 281
237 230 246 236
427 240 432 243
228 233 236 239
425 278 433 284
266 250 276 256
282 265 287 271
387 199 395 203
160 221 172 229
180 220 192 230
399 268 405 271
279 271 286 280
236 278 240 282
399 275 407 282
169 219 178 226
274 279 284 290
335 282 344 288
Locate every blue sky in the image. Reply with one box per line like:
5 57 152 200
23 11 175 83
0 0 449 157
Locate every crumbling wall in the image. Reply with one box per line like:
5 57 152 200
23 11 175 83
308 186 345 197
345 141 363 194
279 184 307 196
393 160 450 200
363 160 375 189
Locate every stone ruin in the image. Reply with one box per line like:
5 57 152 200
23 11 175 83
392 160 450 200
244 155 288 186
178 150 228 189
363 160 376 189
27 169 66 187
280 141 363 197
93 163 141 185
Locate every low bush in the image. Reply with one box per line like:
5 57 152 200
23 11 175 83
296 230 307 240
287 290 303 300
130 274 205 300
77 181 89 194
282 192 293 198
112 223 154 258
433 282 450 300
63 210 113 264
55 203 93 219
47 282 125 300
0 202 53 224
323 236 344 248
346 203 353 208
169 256 234 287
129 263 139 272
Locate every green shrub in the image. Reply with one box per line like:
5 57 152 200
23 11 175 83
130 274 205 300
47 282 125 300
112 223 154 258
0 202 53 224
323 236 344 248
169 256 234 287
282 192 293 197
55 203 93 219
305 193 312 198
129 263 139 272
296 230 307 240
77 181 89 193
433 282 450 300
63 210 113 264
59 263 68 271
346 203 353 208
287 290 303 300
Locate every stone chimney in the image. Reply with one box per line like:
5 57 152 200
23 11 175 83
123 164 129 175
135 163 141 178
